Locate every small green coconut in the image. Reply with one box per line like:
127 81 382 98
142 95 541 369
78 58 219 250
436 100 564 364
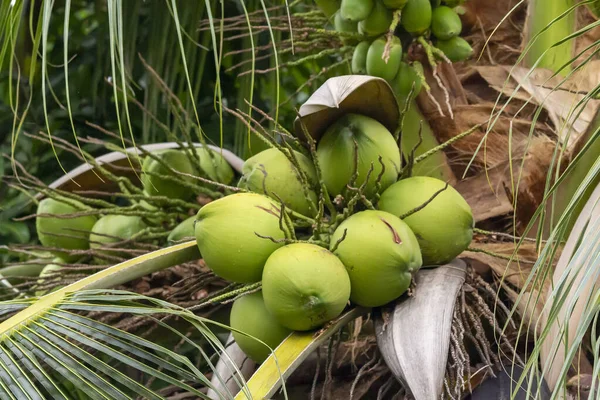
195 193 289 283
36 259 66 296
366 36 402 82
238 148 318 216
89 215 147 259
401 0 432 35
141 149 195 200
36 197 97 260
262 243 351 331
431 6 462 40
330 210 422 307
316 113 401 197
314 0 341 18
230 291 292 363
167 216 196 243
351 41 370 74
435 36 473 62
194 147 235 185
0 263 46 287
378 176 474 265
334 10 358 34
391 61 424 105
340 0 374 21
358 1 393 37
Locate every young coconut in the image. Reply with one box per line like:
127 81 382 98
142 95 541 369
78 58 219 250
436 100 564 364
378 176 474 265
400 0 432 35
435 36 473 62
431 5 462 40
36 197 97 260
333 10 358 34
391 61 424 106
314 0 341 18
195 193 290 283
358 0 393 37
238 148 318 216
330 210 422 307
230 291 292 363
141 149 196 201
316 113 401 197
340 0 374 21
262 243 351 331
383 0 407 8
167 215 196 244
194 147 235 185
366 36 402 82
89 215 148 260
36 258 66 296
351 41 370 74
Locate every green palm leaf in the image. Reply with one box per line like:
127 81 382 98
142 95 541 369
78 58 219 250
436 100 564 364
0 242 249 399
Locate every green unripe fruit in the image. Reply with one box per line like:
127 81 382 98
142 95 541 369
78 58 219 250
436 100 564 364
89 215 147 258
366 36 402 82
392 61 424 104
141 150 195 201
230 291 292 363
0 263 45 287
36 198 97 259
340 0 374 21
314 0 342 18
436 36 473 62
442 0 464 6
378 176 474 265
330 210 422 307
167 216 196 244
358 1 393 37
334 10 358 34
195 193 289 283
352 41 370 74
36 258 66 296
262 243 351 331
238 148 318 216
401 0 432 35
382 0 407 9
430 0 441 6
194 147 235 185
431 6 462 40
316 113 401 197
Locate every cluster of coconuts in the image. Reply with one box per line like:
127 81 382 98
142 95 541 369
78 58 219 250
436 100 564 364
321 0 471 103
33 147 235 294
194 110 474 363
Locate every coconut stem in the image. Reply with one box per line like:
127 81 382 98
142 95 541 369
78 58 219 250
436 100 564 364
398 182 449 220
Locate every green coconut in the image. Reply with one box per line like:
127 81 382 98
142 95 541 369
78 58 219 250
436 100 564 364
230 291 292 363
195 193 289 283
351 41 370 74
431 6 462 40
366 36 402 82
0 263 46 287
314 0 341 18
141 149 195 201
334 10 358 34
330 210 422 307
382 0 407 9
36 197 97 259
89 215 147 259
316 113 401 197
167 215 196 243
36 259 66 296
340 0 374 21
435 36 473 62
391 61 424 104
401 0 432 35
194 147 235 185
442 0 464 6
262 243 351 331
358 1 393 37
238 148 318 216
378 176 474 265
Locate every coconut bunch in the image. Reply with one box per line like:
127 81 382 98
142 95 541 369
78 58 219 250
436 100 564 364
3 143 237 298
194 76 475 363
319 0 472 106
